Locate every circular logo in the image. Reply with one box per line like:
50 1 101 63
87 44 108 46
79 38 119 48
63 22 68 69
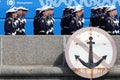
7 0 15 8
65 27 117 79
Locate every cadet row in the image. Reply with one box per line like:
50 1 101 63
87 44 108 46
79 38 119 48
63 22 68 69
4 6 54 35
61 5 120 35
4 5 120 35
90 5 120 35
34 5 84 35
5 7 28 35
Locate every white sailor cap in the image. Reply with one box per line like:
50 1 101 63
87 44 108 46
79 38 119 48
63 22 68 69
12 7 17 10
47 5 54 10
63 6 71 10
40 6 49 12
36 8 41 11
107 5 116 12
103 5 110 8
98 6 104 9
66 6 75 10
74 5 83 12
91 6 98 10
6 8 17 13
17 7 28 11
22 7 28 11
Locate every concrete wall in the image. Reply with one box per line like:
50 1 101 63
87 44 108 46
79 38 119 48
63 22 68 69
1 36 64 66
0 35 120 80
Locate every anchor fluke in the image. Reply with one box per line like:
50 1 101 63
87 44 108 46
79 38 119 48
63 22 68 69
75 55 80 60
74 36 107 69
102 55 107 60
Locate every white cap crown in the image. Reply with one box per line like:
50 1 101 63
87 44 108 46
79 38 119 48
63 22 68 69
74 5 83 12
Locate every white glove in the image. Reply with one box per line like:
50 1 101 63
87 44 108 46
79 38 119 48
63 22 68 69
14 20 19 26
82 18 85 23
23 19 26 23
114 20 119 24
20 18 26 24
78 21 82 26
47 20 51 26
46 31 49 34
12 32 16 35
22 29 25 32
51 18 55 23
115 30 119 34
50 20 54 24
18 18 21 21
112 31 115 34
49 28 54 32
16 28 20 31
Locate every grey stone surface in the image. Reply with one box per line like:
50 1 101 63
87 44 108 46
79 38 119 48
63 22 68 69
0 65 74 76
0 65 120 76
112 36 120 65
0 65 120 79
0 37 1 65
0 78 120 80
2 36 63 65
0 35 120 79
1 35 120 66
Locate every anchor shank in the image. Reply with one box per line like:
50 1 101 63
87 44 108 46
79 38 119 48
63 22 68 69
89 42 94 64
76 36 107 69
87 37 95 64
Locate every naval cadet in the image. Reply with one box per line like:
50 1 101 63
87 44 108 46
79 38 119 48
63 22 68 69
60 6 75 35
90 7 99 27
16 7 28 35
98 5 110 30
4 8 18 35
36 6 50 35
46 5 55 35
119 16 120 31
60 7 70 35
69 5 84 34
33 8 41 35
105 5 119 35
34 6 55 35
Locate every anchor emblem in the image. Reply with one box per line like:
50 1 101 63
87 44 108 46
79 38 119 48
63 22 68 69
75 36 107 69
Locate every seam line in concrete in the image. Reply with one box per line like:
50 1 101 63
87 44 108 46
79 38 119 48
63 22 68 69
62 36 67 66
63 36 66 50
1 37 3 65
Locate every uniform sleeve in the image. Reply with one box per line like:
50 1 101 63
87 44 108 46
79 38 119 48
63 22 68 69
105 18 115 31
69 19 77 32
39 18 48 31
33 16 39 28
5 19 15 33
119 16 120 26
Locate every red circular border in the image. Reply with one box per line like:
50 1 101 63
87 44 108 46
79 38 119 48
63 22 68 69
65 27 117 79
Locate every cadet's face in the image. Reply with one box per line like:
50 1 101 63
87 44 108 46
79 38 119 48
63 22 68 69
17 10 22 16
49 9 54 15
12 12 17 18
76 10 84 18
22 11 27 16
109 9 117 17
43 10 49 16
113 9 117 16
109 11 113 17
